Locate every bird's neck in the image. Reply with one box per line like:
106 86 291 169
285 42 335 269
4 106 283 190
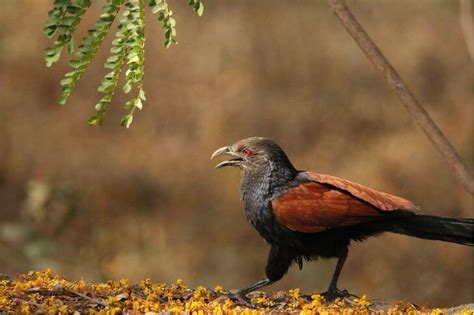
240 159 298 203
239 159 298 244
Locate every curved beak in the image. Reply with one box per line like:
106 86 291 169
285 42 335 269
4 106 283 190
211 146 243 169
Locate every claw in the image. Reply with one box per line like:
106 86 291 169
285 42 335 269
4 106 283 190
226 291 256 308
322 288 355 301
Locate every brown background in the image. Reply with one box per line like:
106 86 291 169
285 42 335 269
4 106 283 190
0 0 472 307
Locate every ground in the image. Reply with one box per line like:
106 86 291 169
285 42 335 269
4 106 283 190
0 270 472 314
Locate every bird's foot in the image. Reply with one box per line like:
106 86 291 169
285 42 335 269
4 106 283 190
322 287 354 302
226 291 256 308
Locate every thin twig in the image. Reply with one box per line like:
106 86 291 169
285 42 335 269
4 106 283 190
327 0 474 195
65 288 108 306
24 287 108 307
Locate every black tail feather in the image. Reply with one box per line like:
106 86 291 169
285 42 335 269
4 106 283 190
391 214 474 246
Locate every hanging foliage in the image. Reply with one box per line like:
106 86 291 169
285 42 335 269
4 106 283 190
44 0 204 128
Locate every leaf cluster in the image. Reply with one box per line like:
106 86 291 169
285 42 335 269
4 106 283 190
44 0 204 128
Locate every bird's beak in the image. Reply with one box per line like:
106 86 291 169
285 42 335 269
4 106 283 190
211 146 243 169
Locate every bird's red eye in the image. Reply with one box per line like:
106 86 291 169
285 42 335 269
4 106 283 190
242 148 252 157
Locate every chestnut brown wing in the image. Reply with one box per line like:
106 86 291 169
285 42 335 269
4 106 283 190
271 172 418 233
305 172 418 211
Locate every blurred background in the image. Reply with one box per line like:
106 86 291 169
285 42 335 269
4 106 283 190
0 0 472 307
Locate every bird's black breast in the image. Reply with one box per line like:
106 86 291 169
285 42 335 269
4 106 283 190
240 173 277 244
240 169 305 247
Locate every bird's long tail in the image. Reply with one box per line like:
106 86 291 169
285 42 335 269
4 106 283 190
390 214 474 246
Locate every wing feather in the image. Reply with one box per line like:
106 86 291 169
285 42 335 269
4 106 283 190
271 172 418 233
305 172 418 211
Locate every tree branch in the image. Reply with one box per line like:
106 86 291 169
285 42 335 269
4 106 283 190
327 0 474 195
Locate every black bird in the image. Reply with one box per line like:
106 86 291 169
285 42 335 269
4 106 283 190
211 137 474 303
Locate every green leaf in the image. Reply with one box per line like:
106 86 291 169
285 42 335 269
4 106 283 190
138 88 146 100
123 82 132 93
77 0 92 8
66 6 82 15
107 55 119 63
135 98 143 110
66 36 74 53
120 114 133 128
98 84 112 93
123 100 135 109
88 115 102 126
196 2 204 16
127 54 140 64
57 92 70 105
110 46 123 54
60 77 73 86
169 18 176 27
94 102 107 111
64 71 76 77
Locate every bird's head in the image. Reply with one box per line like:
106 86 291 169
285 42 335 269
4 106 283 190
211 137 297 176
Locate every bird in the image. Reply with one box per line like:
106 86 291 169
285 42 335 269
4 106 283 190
211 136 474 304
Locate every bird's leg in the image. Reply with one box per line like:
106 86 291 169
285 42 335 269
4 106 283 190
227 278 274 307
238 278 274 296
229 245 293 308
322 250 352 301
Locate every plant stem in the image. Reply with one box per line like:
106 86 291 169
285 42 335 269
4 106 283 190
327 0 474 195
